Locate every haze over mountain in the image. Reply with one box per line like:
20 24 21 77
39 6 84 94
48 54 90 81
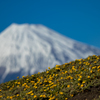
0 23 100 84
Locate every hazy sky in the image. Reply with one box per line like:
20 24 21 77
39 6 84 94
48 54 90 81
0 0 100 49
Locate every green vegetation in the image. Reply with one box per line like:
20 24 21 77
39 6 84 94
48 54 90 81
0 55 100 100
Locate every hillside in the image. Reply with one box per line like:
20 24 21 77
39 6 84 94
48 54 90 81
0 55 100 100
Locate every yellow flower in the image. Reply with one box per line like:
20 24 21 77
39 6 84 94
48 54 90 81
65 71 68 73
56 65 60 68
82 81 86 84
80 76 82 78
59 92 63 94
87 76 90 78
61 77 63 79
90 70 92 73
17 94 19 96
98 69 100 72
10 96 13 99
18 82 20 84
70 76 73 80
0 95 2 98
26 79 29 81
69 70 72 73
97 57 99 59
17 76 19 78
65 63 68 65
43 95 46 98
87 57 90 60
7 96 10 98
31 75 34 77
67 85 70 88
34 95 37 98
70 94 73 97
78 83 80 86
81 84 84 87
7 86 10 88
78 78 81 81
97 66 100 69
46 71 49 73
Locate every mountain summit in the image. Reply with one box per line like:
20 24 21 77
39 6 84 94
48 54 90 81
0 23 100 84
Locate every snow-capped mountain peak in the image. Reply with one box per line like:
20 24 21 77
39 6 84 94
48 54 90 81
0 23 100 84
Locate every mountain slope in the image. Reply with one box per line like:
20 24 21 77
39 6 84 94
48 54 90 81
0 55 100 100
0 23 100 84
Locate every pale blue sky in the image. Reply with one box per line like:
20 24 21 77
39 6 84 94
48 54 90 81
0 0 100 49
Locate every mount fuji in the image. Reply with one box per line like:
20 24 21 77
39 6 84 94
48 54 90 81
0 23 100 84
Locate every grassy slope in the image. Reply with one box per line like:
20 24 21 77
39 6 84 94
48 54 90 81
0 55 100 100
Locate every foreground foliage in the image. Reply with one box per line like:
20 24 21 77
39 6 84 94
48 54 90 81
0 55 100 100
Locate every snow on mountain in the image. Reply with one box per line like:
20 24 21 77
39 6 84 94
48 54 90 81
0 23 100 84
